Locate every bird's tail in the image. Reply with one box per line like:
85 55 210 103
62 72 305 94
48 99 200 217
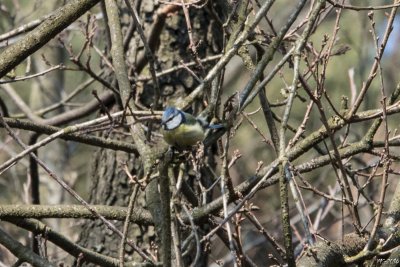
208 123 224 129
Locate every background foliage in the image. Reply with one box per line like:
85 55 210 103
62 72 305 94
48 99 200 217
0 0 400 266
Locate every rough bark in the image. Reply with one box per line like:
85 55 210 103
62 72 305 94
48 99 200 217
77 131 151 264
77 1 224 265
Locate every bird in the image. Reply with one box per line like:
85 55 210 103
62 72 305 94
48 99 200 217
161 106 223 148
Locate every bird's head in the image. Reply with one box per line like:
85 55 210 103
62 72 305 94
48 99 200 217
161 107 185 130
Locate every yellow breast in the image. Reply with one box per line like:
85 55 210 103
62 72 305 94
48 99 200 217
162 123 205 148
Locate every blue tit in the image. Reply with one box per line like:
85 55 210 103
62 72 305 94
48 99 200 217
161 107 222 148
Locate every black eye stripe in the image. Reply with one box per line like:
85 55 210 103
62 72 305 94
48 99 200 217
163 113 177 124
167 115 175 122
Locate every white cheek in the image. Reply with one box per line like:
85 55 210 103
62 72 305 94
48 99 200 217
166 115 182 130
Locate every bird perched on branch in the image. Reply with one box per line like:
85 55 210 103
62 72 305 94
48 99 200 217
161 106 223 148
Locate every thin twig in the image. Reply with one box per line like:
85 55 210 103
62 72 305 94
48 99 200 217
347 3 399 117
327 0 400 11
220 127 238 266
119 184 140 267
0 64 69 84
0 111 128 173
365 10 391 252
0 15 50 43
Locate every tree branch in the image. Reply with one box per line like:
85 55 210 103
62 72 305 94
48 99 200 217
0 0 101 78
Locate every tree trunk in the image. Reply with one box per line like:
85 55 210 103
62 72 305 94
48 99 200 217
77 1 225 266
